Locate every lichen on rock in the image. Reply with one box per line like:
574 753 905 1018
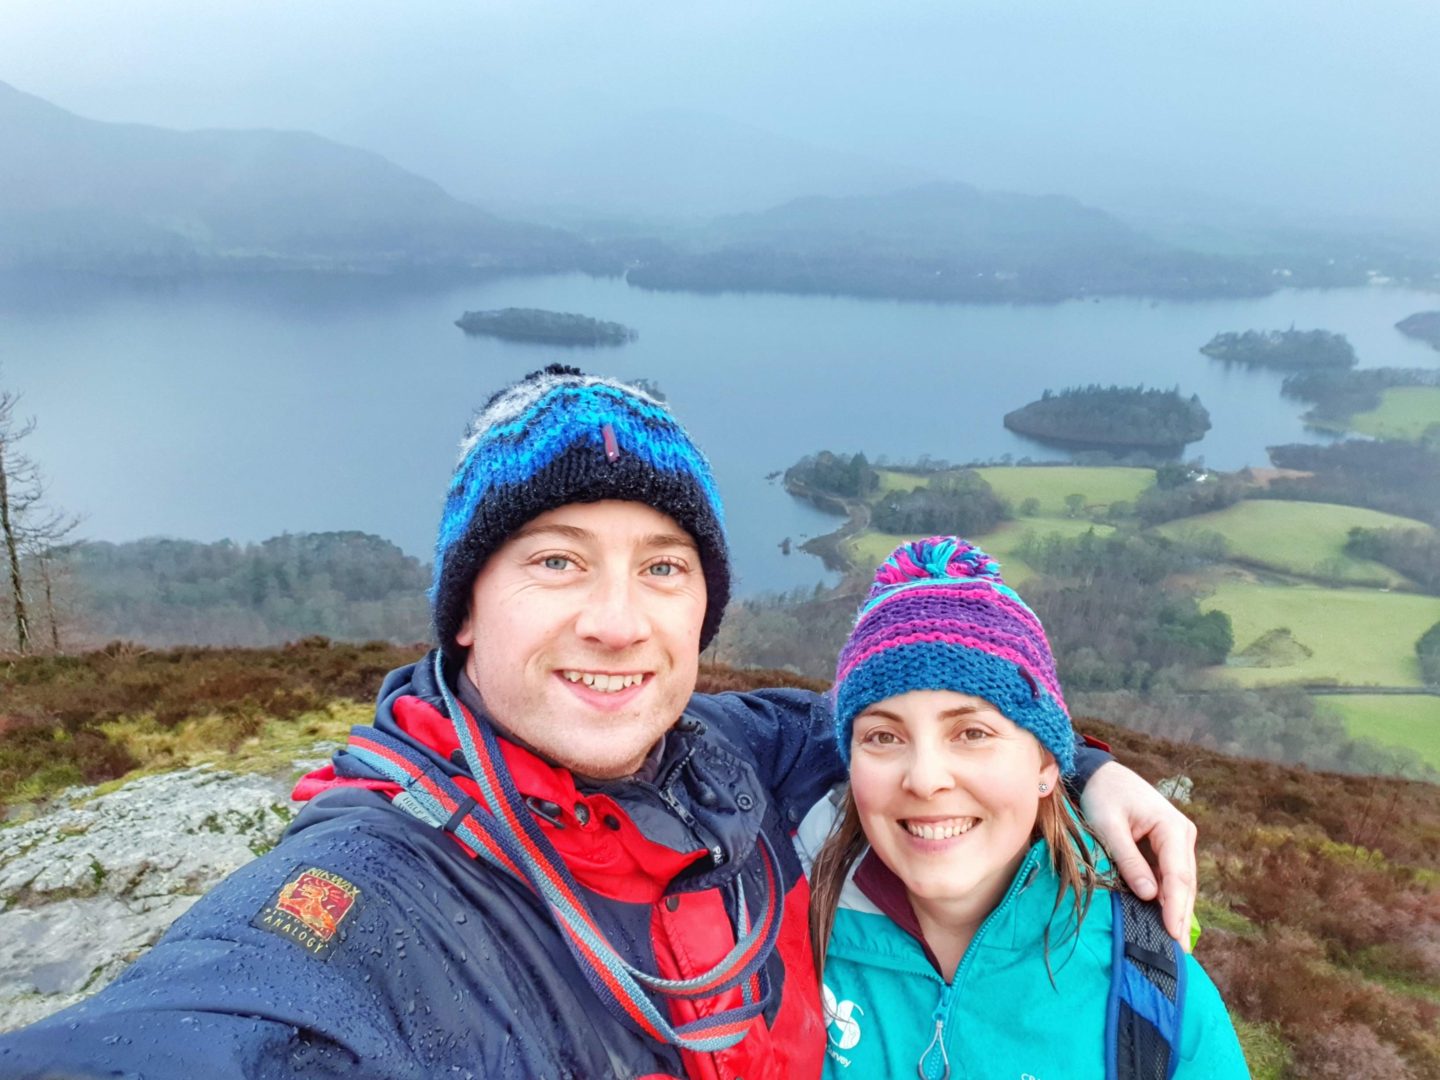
0 757 327 1031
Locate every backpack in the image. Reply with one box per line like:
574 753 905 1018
1107 890 1187 1080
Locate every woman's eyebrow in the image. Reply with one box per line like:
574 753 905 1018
938 705 985 719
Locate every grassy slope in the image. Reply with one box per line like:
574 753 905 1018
844 516 1113 587
1315 694 1440 769
1153 499 1429 586
875 465 1153 511
974 465 1154 515
863 466 1148 584
1199 580 1440 688
1345 386 1440 440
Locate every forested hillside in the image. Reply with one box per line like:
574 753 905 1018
65 533 429 647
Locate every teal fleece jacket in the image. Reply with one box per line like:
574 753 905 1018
815 838 1250 1079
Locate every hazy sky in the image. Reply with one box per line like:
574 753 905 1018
3 0 1438 221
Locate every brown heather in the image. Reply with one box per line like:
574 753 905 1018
1 646 1435 1076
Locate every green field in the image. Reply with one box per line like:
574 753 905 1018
1345 387 1440 441
843 529 931 575
874 469 921 494
976 466 1154 516
1153 500 1429 586
1314 694 1440 769
873 465 1154 515
853 466 1145 582
1200 580 1440 688
844 519 1113 586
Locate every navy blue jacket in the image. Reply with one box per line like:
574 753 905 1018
0 657 839 1080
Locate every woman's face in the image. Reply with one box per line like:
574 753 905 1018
849 689 1060 908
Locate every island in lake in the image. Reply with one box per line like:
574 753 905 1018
455 308 637 346
1199 328 1356 370
1397 311 1440 351
1003 385 1212 451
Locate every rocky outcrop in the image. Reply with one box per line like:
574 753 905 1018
0 757 327 1032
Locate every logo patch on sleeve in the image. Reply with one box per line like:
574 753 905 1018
252 867 362 959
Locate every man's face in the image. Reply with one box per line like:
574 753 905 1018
455 500 707 779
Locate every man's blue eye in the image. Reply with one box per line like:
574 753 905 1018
543 556 569 570
650 562 676 576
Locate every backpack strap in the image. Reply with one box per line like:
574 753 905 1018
1106 890 1187 1080
343 652 784 1054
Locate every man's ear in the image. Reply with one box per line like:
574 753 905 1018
455 610 474 648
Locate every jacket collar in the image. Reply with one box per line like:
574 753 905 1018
845 840 1066 973
329 651 767 896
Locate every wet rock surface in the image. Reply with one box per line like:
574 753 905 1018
0 759 326 1031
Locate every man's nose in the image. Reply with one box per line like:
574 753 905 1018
575 570 652 648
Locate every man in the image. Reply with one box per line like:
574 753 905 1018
0 366 1196 1079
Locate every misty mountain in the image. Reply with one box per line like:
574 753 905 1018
708 182 1157 258
0 81 600 275
465 110 935 225
629 182 1274 302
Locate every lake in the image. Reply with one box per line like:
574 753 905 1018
4 273 1437 595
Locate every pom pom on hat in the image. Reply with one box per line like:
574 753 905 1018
834 535 1075 774
867 536 1004 597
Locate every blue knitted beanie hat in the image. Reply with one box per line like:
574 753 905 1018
431 365 730 659
833 536 1075 775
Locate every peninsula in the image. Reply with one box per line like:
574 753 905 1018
1003 385 1211 452
455 308 637 346
1397 311 1440 351
1199 328 1356 370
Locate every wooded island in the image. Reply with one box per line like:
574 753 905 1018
1200 328 1356 370
1003 385 1212 451
455 308 637 346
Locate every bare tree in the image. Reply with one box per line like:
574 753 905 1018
0 384 79 654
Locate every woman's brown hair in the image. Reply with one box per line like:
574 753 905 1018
809 777 1111 976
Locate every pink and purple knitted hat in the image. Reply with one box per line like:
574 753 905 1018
832 536 1075 774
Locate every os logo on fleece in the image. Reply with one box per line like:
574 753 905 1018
821 982 864 1051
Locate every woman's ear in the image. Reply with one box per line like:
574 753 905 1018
1038 754 1061 798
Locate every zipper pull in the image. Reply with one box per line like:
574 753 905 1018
917 1017 950 1080
918 983 952 1080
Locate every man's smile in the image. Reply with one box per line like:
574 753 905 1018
559 670 651 693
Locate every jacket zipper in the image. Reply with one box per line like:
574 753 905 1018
917 981 954 1079
621 752 726 868
916 847 1045 1079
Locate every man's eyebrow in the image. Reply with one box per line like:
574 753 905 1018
642 531 699 552
509 522 593 543
507 523 698 552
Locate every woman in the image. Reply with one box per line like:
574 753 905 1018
804 536 1247 1078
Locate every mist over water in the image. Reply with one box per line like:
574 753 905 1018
6 275 1436 595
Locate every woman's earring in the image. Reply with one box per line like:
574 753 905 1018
1038 782 1049 794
